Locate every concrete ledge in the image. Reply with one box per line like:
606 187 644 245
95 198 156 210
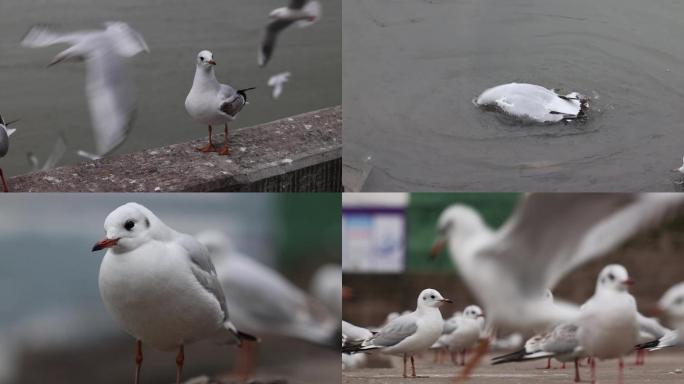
10 106 342 192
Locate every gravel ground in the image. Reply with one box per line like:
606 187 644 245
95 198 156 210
343 352 684 383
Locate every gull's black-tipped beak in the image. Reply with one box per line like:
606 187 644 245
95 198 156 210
208 60 217 65
92 237 119 252
429 238 446 259
440 298 453 304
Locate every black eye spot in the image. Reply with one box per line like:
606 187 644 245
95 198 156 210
607 273 615 281
430 295 435 299
200 57 204 61
124 220 135 231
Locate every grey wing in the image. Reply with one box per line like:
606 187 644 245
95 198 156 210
289 0 308 9
370 315 418 348
176 233 229 320
218 84 246 117
259 19 295 67
638 313 670 338
543 323 579 354
480 194 684 294
103 22 149 57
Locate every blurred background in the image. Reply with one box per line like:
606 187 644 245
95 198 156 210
0 0 341 175
343 193 684 330
0 193 340 384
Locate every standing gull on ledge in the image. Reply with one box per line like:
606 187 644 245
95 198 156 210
259 0 322 67
342 289 452 378
0 113 17 192
185 50 254 156
21 22 149 157
92 203 257 384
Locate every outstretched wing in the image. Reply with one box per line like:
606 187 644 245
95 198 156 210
258 19 295 67
103 22 150 57
21 25 95 48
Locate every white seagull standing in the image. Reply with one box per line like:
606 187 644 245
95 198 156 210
196 231 337 376
0 113 17 193
258 0 322 67
429 193 684 379
342 289 452 378
21 22 149 157
444 305 484 366
92 203 257 384
578 265 639 384
185 50 254 156
636 282 684 352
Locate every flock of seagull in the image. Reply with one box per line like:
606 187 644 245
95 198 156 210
342 194 684 383
0 0 322 191
91 202 339 384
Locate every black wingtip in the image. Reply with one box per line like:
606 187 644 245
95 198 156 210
635 339 659 350
237 330 260 343
491 348 527 365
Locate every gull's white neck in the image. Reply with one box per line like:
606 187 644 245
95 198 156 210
192 65 219 91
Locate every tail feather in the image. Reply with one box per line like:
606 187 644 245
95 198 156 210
636 339 660 351
491 348 528 365
237 87 256 102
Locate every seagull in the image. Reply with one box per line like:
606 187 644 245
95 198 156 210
258 0 322 67
0 113 17 193
429 193 684 379
634 312 670 365
635 282 684 353
21 22 149 157
185 50 255 156
92 203 257 384
578 265 638 384
672 157 684 174
492 323 586 382
27 134 66 172
309 263 342 318
196 231 337 376
268 72 291 99
342 289 452 378
342 321 373 370
444 305 484 366
474 83 589 124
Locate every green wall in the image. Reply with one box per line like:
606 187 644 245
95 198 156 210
406 193 520 272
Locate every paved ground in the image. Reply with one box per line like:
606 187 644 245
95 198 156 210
343 352 684 383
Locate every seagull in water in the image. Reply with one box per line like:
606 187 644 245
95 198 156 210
21 22 149 157
185 50 255 156
0 113 18 192
92 203 258 384
259 0 322 67
342 289 452 378
429 194 684 379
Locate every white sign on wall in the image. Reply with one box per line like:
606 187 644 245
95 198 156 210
342 208 406 273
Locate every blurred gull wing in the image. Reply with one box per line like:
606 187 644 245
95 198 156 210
103 22 150 57
288 0 308 10
258 18 295 67
342 320 373 343
41 134 66 171
21 25 97 48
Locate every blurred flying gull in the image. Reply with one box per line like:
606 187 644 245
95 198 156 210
259 0 322 67
92 203 257 384
429 193 684 379
268 72 291 99
185 50 255 156
342 289 451 378
27 134 66 172
21 22 149 157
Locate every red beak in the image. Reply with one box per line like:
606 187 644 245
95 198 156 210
92 238 119 252
208 60 217 65
440 298 453 304
623 278 635 286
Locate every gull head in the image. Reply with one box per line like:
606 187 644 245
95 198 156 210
657 282 684 322
196 50 217 68
430 204 486 259
462 305 484 319
196 230 236 258
417 288 452 309
596 264 634 293
672 156 684 174
92 202 155 253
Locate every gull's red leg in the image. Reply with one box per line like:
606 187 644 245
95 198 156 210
197 125 217 152
175 345 184 384
0 168 8 192
455 338 489 382
217 123 231 156
411 355 417 377
403 354 407 378
618 358 624 384
574 358 581 383
590 357 596 384
134 340 143 384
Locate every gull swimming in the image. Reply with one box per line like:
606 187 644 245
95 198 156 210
342 289 451 378
185 50 255 156
92 203 257 384
475 83 589 124
268 72 291 99
0 113 17 192
21 22 149 157
197 231 337 376
429 193 684 378
259 0 322 67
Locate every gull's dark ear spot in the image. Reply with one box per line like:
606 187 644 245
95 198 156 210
145 218 150 228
